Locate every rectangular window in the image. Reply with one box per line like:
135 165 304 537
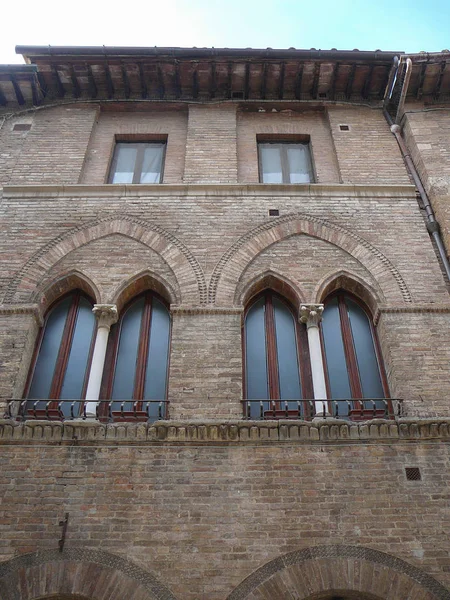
109 142 166 184
258 142 314 184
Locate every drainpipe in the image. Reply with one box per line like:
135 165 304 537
383 57 450 282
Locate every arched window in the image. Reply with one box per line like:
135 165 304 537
25 291 96 417
102 291 171 419
321 291 389 417
243 291 313 418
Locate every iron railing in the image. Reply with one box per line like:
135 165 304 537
6 399 169 423
242 399 403 421
5 398 403 423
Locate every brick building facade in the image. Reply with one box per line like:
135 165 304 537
0 46 450 600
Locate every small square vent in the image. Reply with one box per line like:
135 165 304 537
13 123 31 132
269 209 279 217
339 124 350 131
405 467 421 481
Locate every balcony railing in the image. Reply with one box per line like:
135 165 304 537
5 400 169 423
4 398 402 423
242 399 402 421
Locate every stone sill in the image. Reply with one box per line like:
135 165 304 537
1 182 415 199
0 418 449 445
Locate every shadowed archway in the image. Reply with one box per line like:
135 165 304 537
226 545 450 600
0 548 178 600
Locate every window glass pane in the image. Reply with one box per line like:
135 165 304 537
140 145 164 183
273 297 302 400
144 298 170 409
28 296 72 400
346 298 384 401
322 297 352 404
287 144 312 183
111 297 145 402
245 298 269 408
111 144 137 183
59 297 95 414
260 145 283 183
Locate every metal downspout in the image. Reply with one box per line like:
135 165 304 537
383 58 450 282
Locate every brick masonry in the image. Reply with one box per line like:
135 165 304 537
0 421 449 600
1 94 450 599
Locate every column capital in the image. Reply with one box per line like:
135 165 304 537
92 304 118 329
300 304 324 328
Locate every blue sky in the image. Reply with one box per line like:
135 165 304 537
2 0 449 64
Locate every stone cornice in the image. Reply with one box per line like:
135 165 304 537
374 303 450 324
0 418 449 445
1 183 416 199
0 303 43 326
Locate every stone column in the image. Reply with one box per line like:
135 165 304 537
84 304 118 417
300 304 329 417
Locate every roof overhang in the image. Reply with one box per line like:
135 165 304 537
1 46 448 111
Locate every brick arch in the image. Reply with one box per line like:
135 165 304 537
313 269 384 317
0 548 178 600
110 268 180 311
226 545 449 600
4 215 206 306
31 269 101 315
235 269 307 312
209 214 412 306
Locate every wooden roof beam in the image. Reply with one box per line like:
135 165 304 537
244 62 250 99
138 63 147 99
10 73 25 105
0 85 7 106
311 62 320 99
378 64 390 99
260 62 268 99
174 60 182 98
104 62 115 99
192 64 199 99
345 63 356 99
330 62 339 100
70 65 81 98
362 64 374 99
416 62 427 99
157 64 165 99
86 64 98 98
120 64 130 99
278 62 285 99
434 61 447 99
30 76 41 105
227 61 233 99
51 65 65 98
36 71 48 97
209 61 216 99
294 63 303 100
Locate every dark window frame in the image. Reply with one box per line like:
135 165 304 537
242 290 313 405
101 290 171 405
320 290 390 405
24 290 96 403
257 141 315 184
108 141 167 184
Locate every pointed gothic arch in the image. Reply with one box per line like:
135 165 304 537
209 214 412 306
5 216 206 306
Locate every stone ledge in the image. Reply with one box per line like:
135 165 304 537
1 182 415 199
0 418 449 445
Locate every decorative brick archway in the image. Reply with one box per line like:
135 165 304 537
4 215 207 306
226 545 450 600
210 214 412 306
0 549 178 600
